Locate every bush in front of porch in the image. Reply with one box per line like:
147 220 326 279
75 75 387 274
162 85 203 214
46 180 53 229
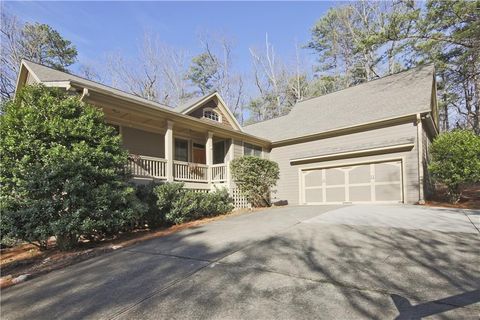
0 85 144 251
154 183 233 224
230 156 280 207
134 182 233 226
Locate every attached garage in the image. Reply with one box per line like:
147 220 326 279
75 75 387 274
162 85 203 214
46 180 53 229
300 160 404 204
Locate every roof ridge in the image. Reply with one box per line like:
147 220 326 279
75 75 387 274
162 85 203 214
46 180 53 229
296 63 434 105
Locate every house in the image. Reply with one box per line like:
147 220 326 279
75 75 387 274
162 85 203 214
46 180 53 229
15 60 438 206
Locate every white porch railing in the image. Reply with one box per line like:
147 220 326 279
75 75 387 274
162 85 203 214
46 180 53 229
174 161 208 182
128 155 167 179
129 155 228 184
211 164 227 183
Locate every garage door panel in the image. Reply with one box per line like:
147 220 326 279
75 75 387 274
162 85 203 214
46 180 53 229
304 171 323 187
305 188 323 203
349 185 372 202
375 162 401 182
375 183 402 201
326 169 344 185
301 160 403 204
326 187 345 202
348 165 371 184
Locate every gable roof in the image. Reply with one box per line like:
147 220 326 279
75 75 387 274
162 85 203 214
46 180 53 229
17 60 271 145
173 94 212 113
244 64 436 142
18 60 174 111
173 91 243 131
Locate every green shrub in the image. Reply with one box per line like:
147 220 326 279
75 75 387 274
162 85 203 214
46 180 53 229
134 182 166 228
198 188 233 217
0 85 144 250
428 130 480 203
154 182 186 220
154 183 233 224
230 156 280 207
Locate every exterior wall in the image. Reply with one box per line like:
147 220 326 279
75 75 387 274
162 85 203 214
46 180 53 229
269 121 421 205
422 122 435 199
121 126 165 158
189 101 235 130
26 72 37 85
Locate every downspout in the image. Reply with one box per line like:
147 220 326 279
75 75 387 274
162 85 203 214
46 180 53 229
79 88 90 101
416 114 425 204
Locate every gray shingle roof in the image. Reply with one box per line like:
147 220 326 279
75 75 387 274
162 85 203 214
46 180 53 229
173 93 214 113
22 60 174 111
244 65 434 142
290 137 415 161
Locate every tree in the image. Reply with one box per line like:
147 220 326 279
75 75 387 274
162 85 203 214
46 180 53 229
0 11 77 101
307 2 382 87
0 85 142 250
306 0 479 134
230 156 280 207
414 0 479 133
105 32 193 106
187 34 245 121
247 34 291 123
428 130 480 203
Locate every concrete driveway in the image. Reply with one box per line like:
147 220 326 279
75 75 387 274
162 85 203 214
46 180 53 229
1 205 479 319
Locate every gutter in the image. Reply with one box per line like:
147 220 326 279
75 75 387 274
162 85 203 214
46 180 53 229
290 143 415 165
271 113 427 147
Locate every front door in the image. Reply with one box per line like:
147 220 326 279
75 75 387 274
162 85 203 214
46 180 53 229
192 143 206 164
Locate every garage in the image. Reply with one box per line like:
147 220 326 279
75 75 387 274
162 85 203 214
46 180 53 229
301 160 403 204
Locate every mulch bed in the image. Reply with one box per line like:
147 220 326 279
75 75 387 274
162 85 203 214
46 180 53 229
0 209 253 289
424 184 480 210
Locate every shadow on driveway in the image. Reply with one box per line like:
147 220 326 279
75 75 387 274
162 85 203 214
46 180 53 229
1 205 479 319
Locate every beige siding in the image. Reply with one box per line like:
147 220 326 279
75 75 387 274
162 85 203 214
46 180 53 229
26 72 37 85
422 123 435 198
270 122 421 205
121 126 165 158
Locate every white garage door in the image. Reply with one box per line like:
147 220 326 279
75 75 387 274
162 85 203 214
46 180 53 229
301 160 403 204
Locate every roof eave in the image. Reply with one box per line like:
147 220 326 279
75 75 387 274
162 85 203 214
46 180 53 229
67 81 268 145
270 112 431 147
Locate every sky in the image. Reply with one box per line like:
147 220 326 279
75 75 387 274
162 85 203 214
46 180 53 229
4 1 337 77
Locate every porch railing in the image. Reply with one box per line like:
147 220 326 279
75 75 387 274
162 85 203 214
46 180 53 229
129 155 228 184
211 164 227 183
128 155 167 179
174 161 208 182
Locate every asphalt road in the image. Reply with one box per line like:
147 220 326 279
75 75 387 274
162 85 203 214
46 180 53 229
1 205 479 319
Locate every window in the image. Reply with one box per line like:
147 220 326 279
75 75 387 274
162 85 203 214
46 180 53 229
203 108 220 122
213 140 226 164
175 138 189 162
244 142 262 157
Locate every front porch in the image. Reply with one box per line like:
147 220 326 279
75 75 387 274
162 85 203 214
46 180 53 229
127 155 228 185
118 119 234 190
81 88 266 199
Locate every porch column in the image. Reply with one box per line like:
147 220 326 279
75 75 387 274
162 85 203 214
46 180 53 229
206 131 213 184
226 138 235 187
165 120 174 182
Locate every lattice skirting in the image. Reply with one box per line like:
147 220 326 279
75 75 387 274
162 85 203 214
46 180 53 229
230 187 251 209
